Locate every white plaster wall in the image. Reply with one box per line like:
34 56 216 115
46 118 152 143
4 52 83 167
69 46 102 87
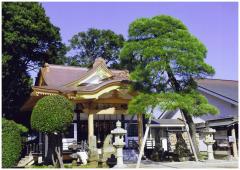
198 133 207 151
84 73 102 84
198 91 238 121
170 109 182 119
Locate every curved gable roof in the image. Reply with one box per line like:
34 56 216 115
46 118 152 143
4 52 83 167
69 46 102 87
38 58 129 92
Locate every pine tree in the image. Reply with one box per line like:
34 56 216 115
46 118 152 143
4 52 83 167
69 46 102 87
121 15 219 154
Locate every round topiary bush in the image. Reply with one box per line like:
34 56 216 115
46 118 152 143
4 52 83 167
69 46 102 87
2 118 28 168
31 95 74 133
31 95 74 167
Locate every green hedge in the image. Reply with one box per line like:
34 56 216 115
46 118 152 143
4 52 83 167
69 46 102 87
2 118 28 168
31 95 74 133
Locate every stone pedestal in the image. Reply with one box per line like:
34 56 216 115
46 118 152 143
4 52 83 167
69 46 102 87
206 141 215 160
115 147 125 168
88 135 98 162
202 127 216 160
111 120 127 168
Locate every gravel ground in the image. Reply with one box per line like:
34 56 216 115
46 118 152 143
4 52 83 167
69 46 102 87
125 159 239 168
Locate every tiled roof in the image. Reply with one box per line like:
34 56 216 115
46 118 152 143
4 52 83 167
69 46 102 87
42 64 88 87
37 58 129 93
196 79 238 102
196 79 238 121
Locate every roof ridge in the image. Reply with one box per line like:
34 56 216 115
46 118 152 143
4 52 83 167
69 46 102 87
198 85 238 103
197 78 238 82
47 64 89 70
46 63 128 72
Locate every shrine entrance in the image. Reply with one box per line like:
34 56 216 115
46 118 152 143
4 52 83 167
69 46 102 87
78 114 125 148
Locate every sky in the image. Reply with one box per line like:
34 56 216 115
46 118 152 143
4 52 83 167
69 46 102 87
42 2 238 80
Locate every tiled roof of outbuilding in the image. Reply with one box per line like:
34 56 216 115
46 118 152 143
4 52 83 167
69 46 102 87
196 79 238 103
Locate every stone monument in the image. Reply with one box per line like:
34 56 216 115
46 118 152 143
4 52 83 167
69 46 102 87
111 120 127 168
202 127 216 160
103 134 116 161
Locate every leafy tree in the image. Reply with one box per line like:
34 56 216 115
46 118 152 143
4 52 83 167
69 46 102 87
120 15 219 154
2 118 28 168
68 28 125 68
2 2 67 121
31 95 74 168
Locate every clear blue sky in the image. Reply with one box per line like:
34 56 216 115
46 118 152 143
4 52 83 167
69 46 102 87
42 2 238 80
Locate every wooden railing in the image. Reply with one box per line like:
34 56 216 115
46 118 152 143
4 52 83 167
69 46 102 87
23 138 43 156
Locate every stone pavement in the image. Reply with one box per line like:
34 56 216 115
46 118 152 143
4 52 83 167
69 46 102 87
125 159 239 168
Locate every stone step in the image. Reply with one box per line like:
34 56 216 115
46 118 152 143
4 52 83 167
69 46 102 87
25 160 35 168
17 155 34 167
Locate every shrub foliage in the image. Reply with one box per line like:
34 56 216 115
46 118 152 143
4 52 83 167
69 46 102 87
174 132 191 158
31 95 74 133
2 118 28 168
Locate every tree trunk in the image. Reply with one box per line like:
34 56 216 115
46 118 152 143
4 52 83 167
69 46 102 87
44 133 64 168
55 146 64 168
45 134 54 165
182 110 199 155
166 68 200 155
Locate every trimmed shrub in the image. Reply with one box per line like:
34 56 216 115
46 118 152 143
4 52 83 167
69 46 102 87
31 95 74 133
2 118 28 168
174 132 191 159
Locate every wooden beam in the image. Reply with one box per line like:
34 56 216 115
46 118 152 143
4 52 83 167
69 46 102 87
83 108 128 115
94 98 130 104
72 99 92 103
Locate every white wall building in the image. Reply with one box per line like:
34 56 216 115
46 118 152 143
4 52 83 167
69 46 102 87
156 79 238 156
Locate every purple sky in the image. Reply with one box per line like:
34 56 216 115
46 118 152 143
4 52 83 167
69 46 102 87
42 2 238 80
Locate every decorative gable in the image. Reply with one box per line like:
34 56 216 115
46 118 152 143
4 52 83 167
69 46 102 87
64 57 113 87
78 66 112 85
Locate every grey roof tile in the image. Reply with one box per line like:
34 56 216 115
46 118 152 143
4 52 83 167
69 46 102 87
196 79 238 102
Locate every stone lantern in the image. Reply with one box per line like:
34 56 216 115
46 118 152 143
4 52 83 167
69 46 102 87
111 120 127 168
202 127 216 160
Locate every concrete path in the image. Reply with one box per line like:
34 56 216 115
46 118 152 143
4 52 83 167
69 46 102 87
125 159 239 168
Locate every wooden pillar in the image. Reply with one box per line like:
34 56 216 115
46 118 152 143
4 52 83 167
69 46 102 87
231 125 238 158
88 112 94 143
137 113 143 148
121 115 125 128
76 112 81 142
39 132 43 154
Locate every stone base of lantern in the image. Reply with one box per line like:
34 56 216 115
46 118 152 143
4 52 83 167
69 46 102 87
204 141 215 160
113 164 128 168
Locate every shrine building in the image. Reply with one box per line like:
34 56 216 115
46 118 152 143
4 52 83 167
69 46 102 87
21 58 145 154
